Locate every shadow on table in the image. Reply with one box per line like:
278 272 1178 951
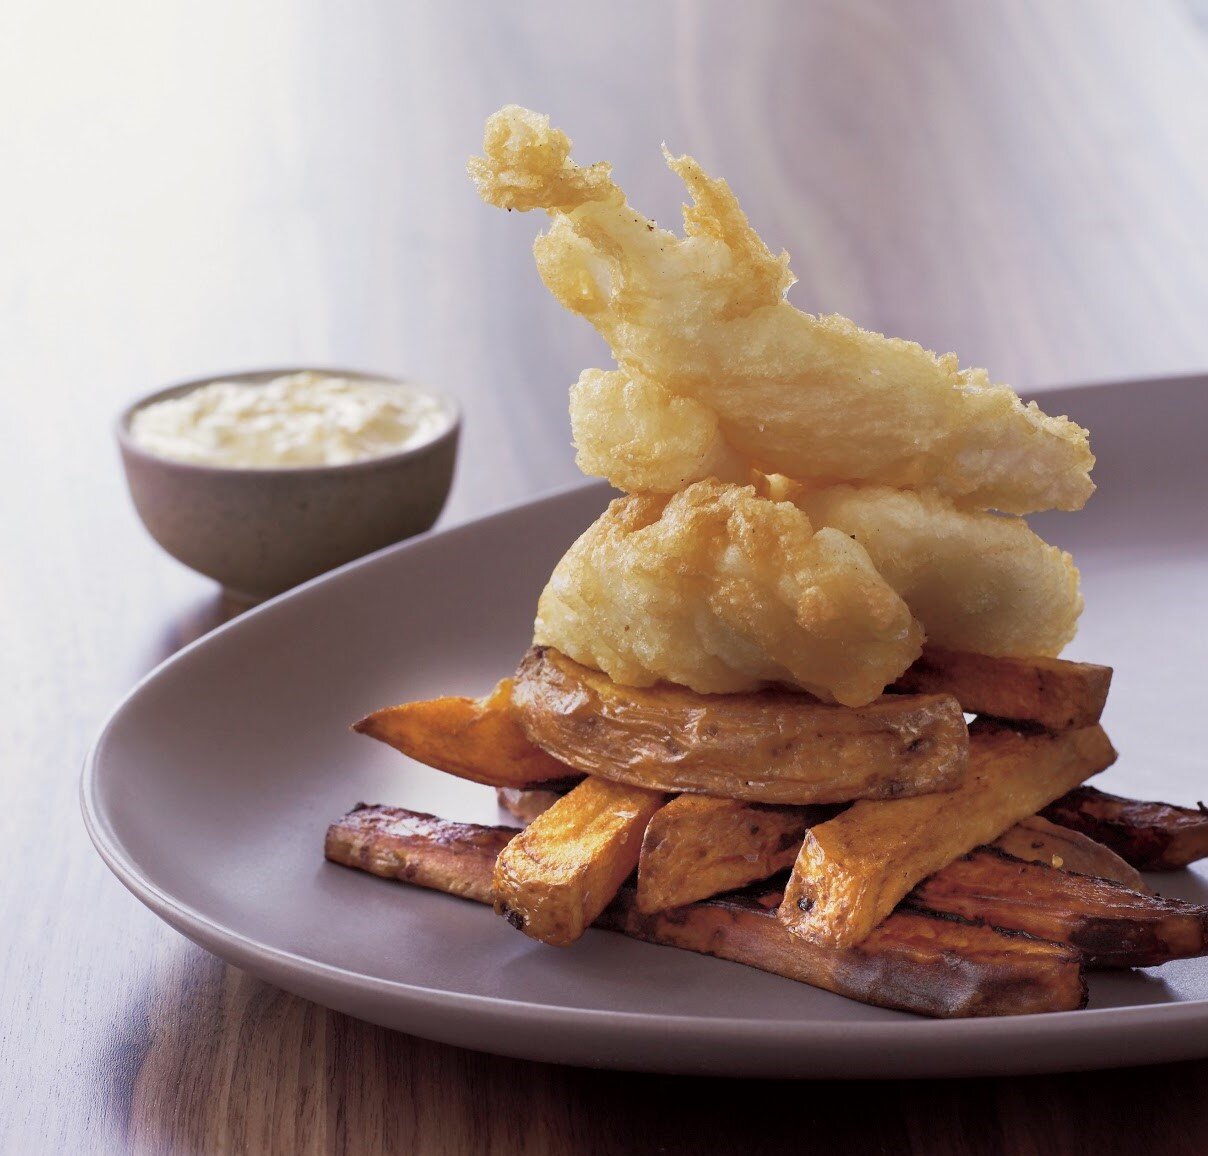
149 589 251 666
90 941 1208 1156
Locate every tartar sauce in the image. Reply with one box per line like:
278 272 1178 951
129 371 450 468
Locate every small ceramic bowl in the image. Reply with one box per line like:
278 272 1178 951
116 367 460 603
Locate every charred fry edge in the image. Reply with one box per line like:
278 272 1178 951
892 647 1111 731
908 846 1208 968
325 805 1086 1018
1042 786 1208 871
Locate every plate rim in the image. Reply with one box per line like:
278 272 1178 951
81 375 1208 1075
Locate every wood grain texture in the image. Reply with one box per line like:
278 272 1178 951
3 0 1208 1152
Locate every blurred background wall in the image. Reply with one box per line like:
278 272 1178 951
3 0 1208 525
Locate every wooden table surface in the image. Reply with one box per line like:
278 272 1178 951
4 1 1208 1152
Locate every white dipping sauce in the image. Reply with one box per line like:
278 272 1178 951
130 372 450 468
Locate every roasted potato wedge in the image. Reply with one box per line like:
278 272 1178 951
636 796 826 913
892 646 1112 731
1042 786 1208 870
326 804 1086 1018
512 647 968 805
993 815 1146 891
492 777 665 946
908 847 1206 967
353 678 572 787
780 720 1117 947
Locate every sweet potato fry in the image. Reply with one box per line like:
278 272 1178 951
637 796 825 913
512 647 969 805
892 647 1112 731
326 804 1086 1017
779 720 1117 947
908 847 1207 967
495 780 580 823
1042 786 1208 870
993 815 1147 891
492 777 665 946
324 804 512 902
353 678 572 787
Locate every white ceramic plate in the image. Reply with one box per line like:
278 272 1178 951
83 376 1208 1079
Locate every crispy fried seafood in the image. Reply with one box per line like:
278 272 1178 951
534 480 922 705
791 485 1082 657
469 106 1093 516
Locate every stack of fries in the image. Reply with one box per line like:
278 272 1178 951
325 108 1208 1019
330 645 1208 1018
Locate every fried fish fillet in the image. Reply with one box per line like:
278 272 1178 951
470 106 1093 515
534 480 923 706
793 484 1082 657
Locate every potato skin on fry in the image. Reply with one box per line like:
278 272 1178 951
893 647 1110 730
352 678 572 787
636 796 821 913
328 804 1087 1017
780 720 1117 948
513 647 969 805
535 480 923 706
492 777 665 946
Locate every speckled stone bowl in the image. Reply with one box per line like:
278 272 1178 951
116 367 460 603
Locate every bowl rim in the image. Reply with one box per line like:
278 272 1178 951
115 366 461 478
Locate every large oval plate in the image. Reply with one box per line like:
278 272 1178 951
83 377 1208 1078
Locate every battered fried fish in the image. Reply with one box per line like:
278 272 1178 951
470 106 1094 515
533 480 923 706
793 484 1082 658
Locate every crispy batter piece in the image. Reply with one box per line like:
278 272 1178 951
795 488 1083 659
491 777 665 946
470 105 1093 515
352 678 572 787
907 846 1207 968
535 481 922 705
327 804 1086 1018
513 647 968 805
993 815 1146 890
894 647 1110 730
779 720 1117 947
1043 786 1208 871
636 796 825 913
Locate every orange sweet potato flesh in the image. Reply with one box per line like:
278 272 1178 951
636 796 826 913
491 777 666 946
909 846 1208 968
352 678 573 787
325 804 1086 1018
512 647 969 805
1042 786 1208 871
892 647 1112 731
780 720 1118 947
